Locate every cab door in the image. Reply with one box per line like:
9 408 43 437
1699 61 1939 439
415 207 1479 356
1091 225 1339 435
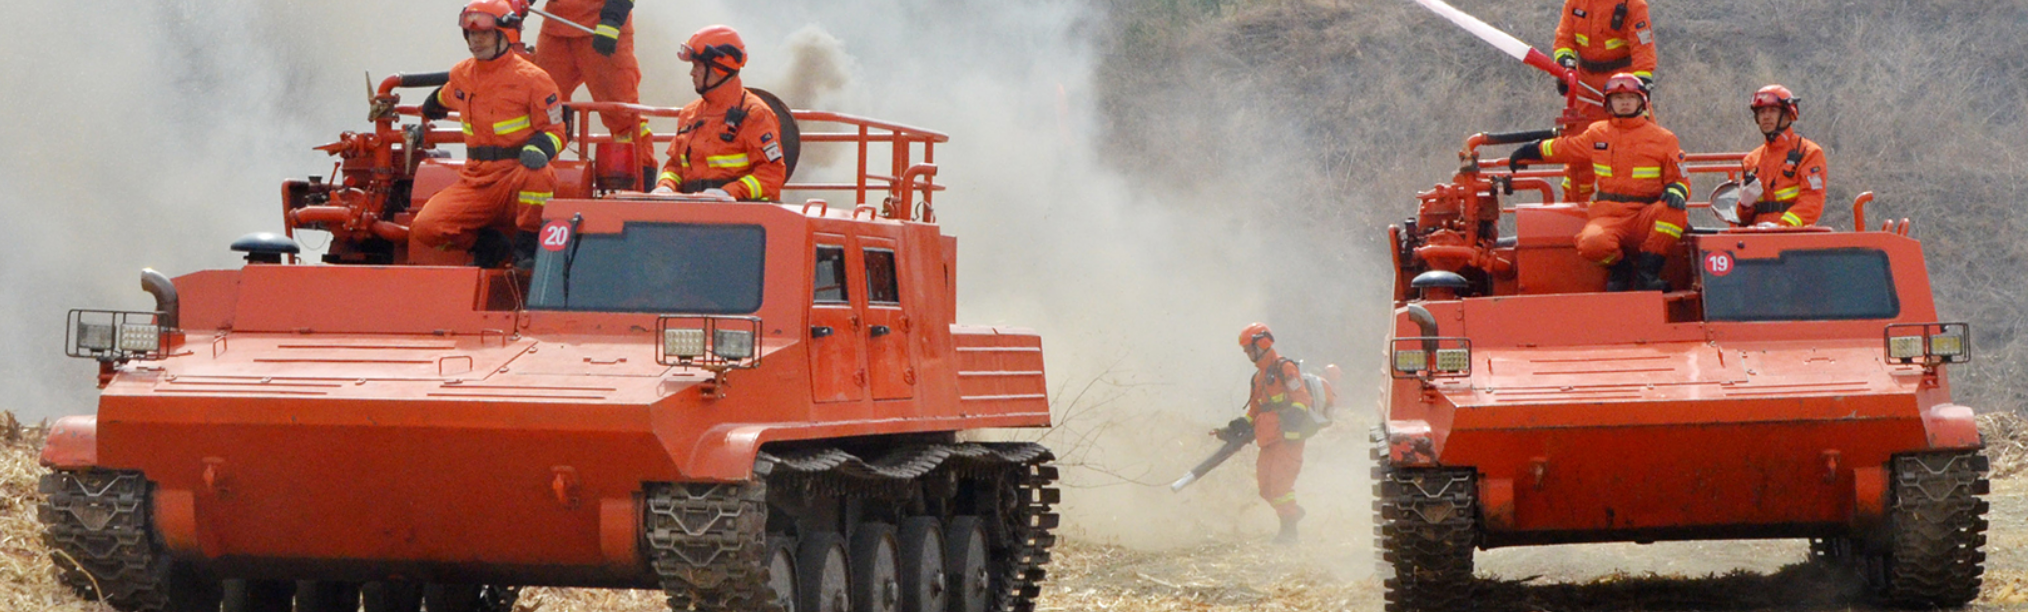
859 238 916 400
808 236 867 403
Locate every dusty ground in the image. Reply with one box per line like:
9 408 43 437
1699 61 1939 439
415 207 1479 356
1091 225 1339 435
9 414 2028 611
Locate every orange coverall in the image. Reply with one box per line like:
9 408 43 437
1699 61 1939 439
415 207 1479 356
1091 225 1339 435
1739 127 1828 227
532 0 653 175
1555 0 1656 121
1537 114 1689 265
1247 356 1313 521
654 76 788 201
410 52 567 253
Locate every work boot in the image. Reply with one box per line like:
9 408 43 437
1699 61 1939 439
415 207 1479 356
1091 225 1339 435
1632 252 1670 292
470 229 512 268
511 231 538 270
1603 258 1636 292
1273 507 1305 546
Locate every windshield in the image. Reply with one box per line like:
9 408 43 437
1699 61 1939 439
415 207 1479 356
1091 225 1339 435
527 223 766 313
1702 247 1899 321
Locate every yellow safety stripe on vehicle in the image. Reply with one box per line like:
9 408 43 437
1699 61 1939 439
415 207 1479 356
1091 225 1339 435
706 153 751 169
1270 492 1298 505
739 175 764 200
1631 166 1661 179
461 121 474 136
659 170 681 185
1773 186 1801 201
1592 163 1613 177
1783 212 1804 226
1574 34 1591 47
595 24 620 39
493 115 532 135
1604 38 1626 50
517 191 553 206
1653 220 1684 238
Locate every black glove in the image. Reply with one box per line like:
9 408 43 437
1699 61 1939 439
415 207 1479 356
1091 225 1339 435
1216 417 1254 443
1508 141 1544 173
520 134 558 170
419 87 450 121
1662 185 1687 211
1556 78 1570 96
592 0 632 57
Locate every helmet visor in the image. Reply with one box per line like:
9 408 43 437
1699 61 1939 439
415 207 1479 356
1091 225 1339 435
460 10 500 31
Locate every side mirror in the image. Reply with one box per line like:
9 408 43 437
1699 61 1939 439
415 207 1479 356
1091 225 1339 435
1707 181 1743 227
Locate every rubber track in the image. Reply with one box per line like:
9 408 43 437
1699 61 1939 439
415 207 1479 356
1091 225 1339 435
38 469 178 612
1879 451 1989 608
1372 430 1477 612
650 442 1058 612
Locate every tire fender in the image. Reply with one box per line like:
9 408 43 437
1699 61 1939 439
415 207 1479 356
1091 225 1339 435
1922 403 1980 449
1386 419 1439 466
40 416 97 469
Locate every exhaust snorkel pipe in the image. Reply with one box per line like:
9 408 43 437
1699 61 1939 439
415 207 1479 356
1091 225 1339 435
141 268 178 330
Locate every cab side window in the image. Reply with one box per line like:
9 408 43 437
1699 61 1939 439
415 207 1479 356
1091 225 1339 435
814 245 849 303
865 249 900 305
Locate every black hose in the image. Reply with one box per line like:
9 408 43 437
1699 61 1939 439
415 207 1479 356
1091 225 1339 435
1479 129 1559 145
395 72 452 88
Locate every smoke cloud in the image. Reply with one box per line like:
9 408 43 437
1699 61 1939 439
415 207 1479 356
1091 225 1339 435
0 1 1388 555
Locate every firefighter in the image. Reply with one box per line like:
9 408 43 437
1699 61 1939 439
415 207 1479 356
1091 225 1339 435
1215 323 1321 545
410 0 568 266
1548 0 1657 202
1508 73 1688 291
530 0 656 186
650 25 787 202
1734 85 1828 227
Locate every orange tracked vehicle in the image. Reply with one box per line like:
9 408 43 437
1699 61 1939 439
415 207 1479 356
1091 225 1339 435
1377 2 1990 611
42 72 1059 612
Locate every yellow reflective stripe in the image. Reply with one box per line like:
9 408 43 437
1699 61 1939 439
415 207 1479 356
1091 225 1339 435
640 124 654 138
706 153 751 169
460 121 474 136
1604 38 1626 50
517 191 553 206
1653 221 1684 238
1270 492 1298 504
594 24 620 39
659 170 681 184
1554 48 1576 62
543 132 563 151
1592 163 1613 177
1630 166 1661 179
1284 431 1303 440
1598 251 1621 265
1783 212 1803 226
1540 140 1554 157
1268 393 1286 402
1632 70 1653 79
739 175 764 200
1560 177 1572 189
1773 186 1801 200
492 115 531 135
1666 182 1689 197
1574 33 1591 46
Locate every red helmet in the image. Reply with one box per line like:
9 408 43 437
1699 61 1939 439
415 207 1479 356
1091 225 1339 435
459 0 527 45
1602 72 1650 104
1750 84 1801 120
680 25 748 74
1239 322 1274 359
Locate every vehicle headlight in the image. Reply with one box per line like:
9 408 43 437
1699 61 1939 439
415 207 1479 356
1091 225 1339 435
664 328 706 359
1887 335 1924 361
1929 331 1966 358
1393 349 1427 373
1434 348 1471 373
118 324 161 352
75 322 115 352
713 329 755 361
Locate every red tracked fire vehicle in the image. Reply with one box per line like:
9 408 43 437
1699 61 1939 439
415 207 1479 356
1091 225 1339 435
1377 3 1989 611
42 72 1059 612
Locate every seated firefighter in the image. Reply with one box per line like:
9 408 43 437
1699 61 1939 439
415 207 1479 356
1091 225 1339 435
1735 84 1827 227
1508 73 1689 291
651 25 787 201
410 0 567 266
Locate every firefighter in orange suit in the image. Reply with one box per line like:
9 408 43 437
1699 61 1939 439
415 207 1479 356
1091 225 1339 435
1509 74 1688 292
650 26 787 202
1218 323 1316 545
1547 0 1657 202
531 0 656 184
1735 85 1828 227
411 0 568 264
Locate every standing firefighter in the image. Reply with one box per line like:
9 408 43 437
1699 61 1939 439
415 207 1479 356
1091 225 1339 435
530 0 656 185
1735 85 1828 227
411 0 568 266
1509 73 1688 291
651 25 787 201
1549 0 1657 202
1217 323 1324 545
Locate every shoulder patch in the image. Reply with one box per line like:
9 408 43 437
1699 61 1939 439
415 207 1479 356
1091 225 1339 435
1594 142 1609 150
455 89 466 101
760 132 773 143
1811 166 1822 173
1573 8 1587 17
1637 29 1652 44
545 93 558 105
763 141 783 162
1636 21 1647 29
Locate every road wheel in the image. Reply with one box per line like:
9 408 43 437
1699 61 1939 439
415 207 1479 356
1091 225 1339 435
765 536 800 612
224 579 295 612
851 523 900 612
1808 536 1856 568
797 532 850 612
361 581 424 612
896 517 946 612
1872 451 1989 608
943 516 990 612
